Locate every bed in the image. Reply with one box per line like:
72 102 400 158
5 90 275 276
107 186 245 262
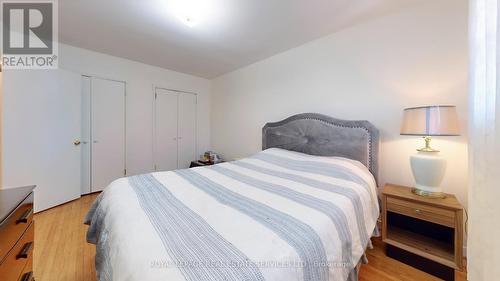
85 113 380 281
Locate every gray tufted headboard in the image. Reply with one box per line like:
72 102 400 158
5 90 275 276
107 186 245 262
262 113 380 184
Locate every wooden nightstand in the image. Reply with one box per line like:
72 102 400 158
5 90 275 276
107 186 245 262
189 160 212 168
382 184 464 281
189 160 224 168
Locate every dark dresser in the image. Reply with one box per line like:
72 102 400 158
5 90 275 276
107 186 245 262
0 186 36 281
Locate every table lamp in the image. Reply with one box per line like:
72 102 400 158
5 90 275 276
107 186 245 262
400 105 460 198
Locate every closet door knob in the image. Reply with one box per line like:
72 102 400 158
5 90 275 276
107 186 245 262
73 139 81 146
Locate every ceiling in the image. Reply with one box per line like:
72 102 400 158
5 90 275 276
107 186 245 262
59 0 420 79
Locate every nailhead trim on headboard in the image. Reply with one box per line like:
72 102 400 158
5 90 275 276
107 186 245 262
262 113 380 184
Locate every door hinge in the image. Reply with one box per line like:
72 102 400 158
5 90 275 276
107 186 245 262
155 92 157 99
124 168 127 176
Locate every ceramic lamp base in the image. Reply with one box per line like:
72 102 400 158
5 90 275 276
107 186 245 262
410 152 447 198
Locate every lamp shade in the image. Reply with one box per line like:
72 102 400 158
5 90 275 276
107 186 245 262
400 105 460 136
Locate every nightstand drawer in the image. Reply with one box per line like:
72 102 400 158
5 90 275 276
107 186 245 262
387 197 455 227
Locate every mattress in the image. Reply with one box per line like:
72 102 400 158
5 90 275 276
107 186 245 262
85 148 380 281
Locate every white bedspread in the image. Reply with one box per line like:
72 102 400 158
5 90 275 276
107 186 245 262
85 148 379 281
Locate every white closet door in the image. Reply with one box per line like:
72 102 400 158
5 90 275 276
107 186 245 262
155 89 179 171
91 78 126 192
178 93 197 169
81 76 92 194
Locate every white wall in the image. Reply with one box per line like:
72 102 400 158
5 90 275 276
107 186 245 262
1 44 211 210
211 0 469 208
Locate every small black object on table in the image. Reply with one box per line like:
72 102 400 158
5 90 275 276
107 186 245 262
189 160 220 168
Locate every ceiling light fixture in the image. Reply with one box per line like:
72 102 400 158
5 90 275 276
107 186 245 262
167 0 213 27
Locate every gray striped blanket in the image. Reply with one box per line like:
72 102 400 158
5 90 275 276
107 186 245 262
85 148 379 281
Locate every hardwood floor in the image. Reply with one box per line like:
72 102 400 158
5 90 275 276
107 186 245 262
34 193 98 281
34 194 467 281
